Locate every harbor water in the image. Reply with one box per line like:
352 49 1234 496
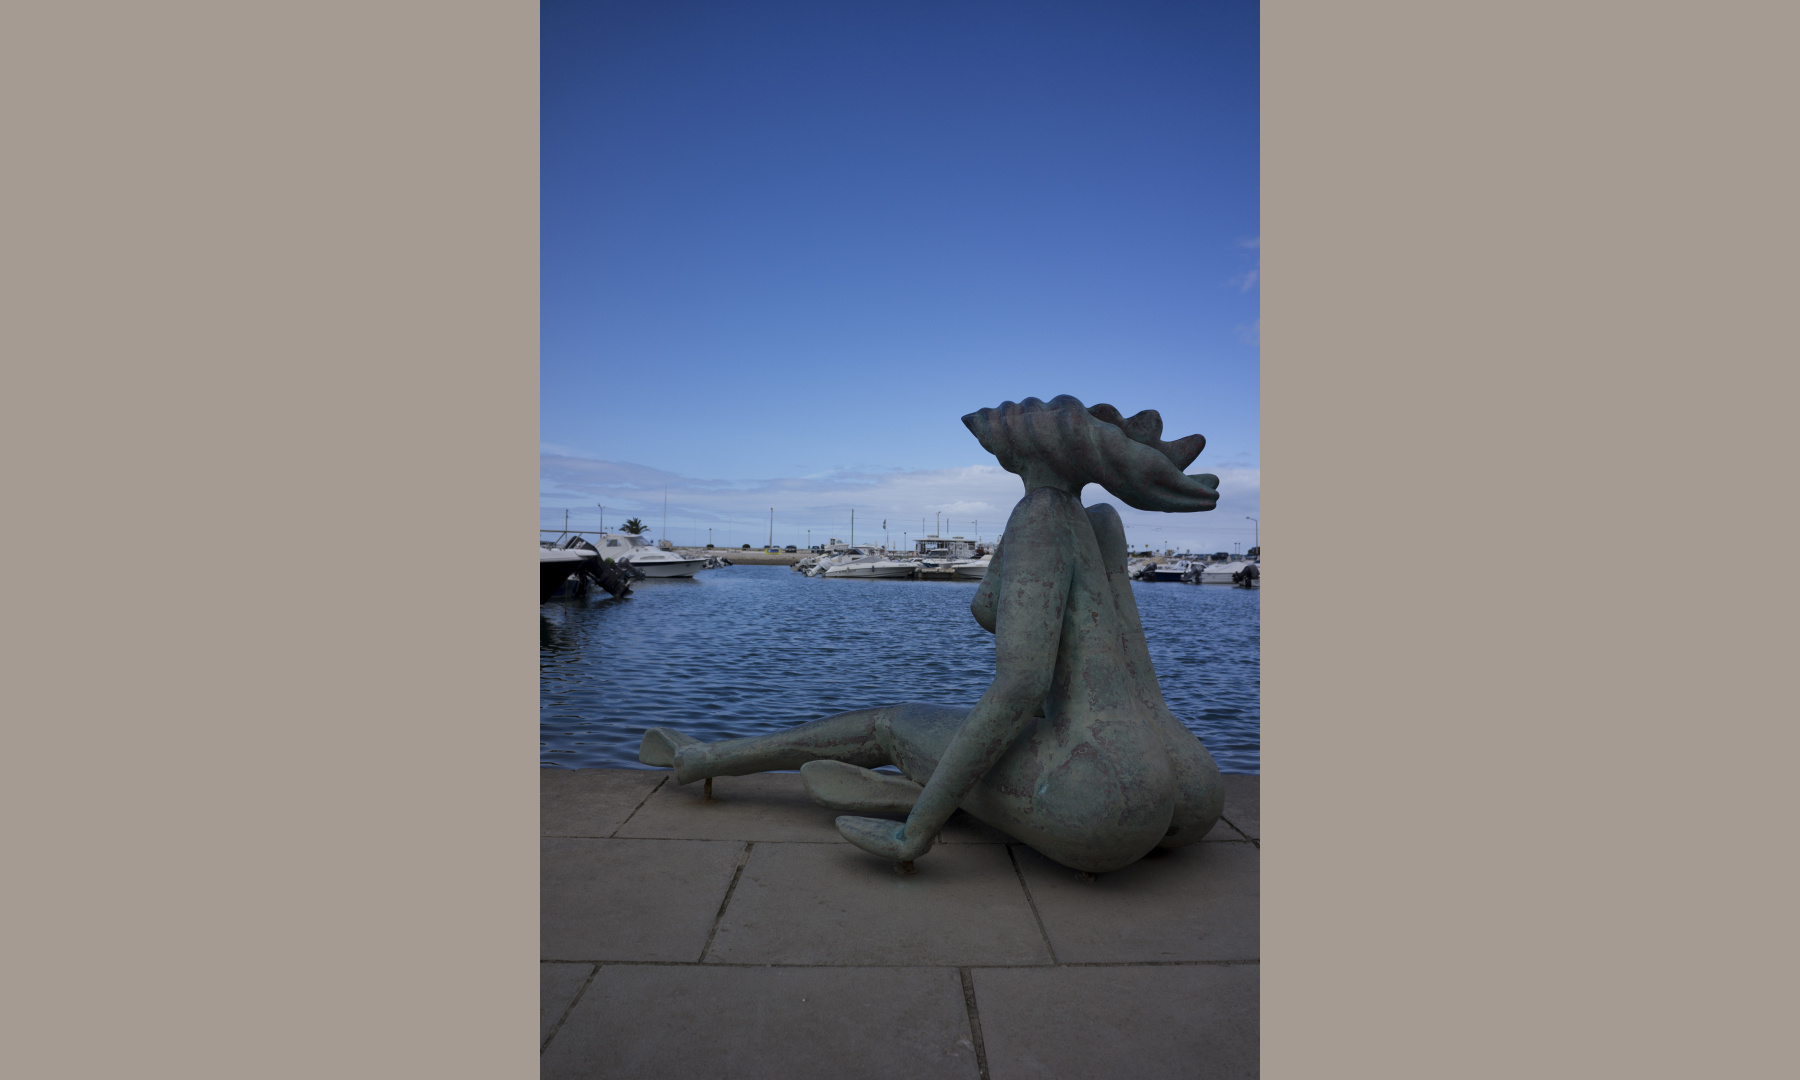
541 564 1260 774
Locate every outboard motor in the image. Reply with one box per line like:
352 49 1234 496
557 535 638 597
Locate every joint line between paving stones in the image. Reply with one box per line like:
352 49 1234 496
608 774 669 838
1219 814 1258 846
1006 844 1058 965
541 963 598 1055
698 841 753 963
538 958 1262 969
959 968 993 1080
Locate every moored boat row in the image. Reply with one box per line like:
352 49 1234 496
790 545 992 580
1131 554 1262 586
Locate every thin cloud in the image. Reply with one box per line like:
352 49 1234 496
542 452 1259 552
1229 236 1261 292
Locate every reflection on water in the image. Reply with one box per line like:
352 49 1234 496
540 564 1260 774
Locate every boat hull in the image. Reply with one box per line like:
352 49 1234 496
824 565 916 579
540 551 596 602
625 557 707 578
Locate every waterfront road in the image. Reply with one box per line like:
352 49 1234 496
541 768 1260 1079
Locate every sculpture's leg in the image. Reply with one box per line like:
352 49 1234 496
799 759 923 812
656 707 900 786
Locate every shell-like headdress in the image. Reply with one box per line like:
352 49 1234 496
962 395 1220 513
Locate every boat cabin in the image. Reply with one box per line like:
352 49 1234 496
911 534 978 560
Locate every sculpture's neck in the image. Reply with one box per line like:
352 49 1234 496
1017 461 1082 498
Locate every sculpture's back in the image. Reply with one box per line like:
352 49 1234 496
951 486 1224 872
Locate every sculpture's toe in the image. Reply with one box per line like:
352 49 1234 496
801 760 923 813
638 727 701 768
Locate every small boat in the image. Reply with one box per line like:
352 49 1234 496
950 555 991 579
1200 559 1258 585
820 549 918 579
591 532 710 578
1151 559 1198 582
540 545 597 602
803 547 871 577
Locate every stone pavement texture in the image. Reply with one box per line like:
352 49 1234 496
541 768 1260 1079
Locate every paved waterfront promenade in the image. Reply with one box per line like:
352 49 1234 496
542 768 1260 1079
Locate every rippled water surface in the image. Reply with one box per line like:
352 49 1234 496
541 565 1259 774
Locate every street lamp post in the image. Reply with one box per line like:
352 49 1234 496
1245 516 1258 553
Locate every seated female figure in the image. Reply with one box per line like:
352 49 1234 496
640 395 1228 874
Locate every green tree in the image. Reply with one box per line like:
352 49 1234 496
620 518 648 535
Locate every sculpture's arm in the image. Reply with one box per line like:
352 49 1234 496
839 493 1071 861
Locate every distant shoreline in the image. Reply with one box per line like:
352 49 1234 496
670 549 1236 568
675 547 800 565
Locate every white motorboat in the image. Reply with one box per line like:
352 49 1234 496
820 549 918 579
803 546 871 576
950 555 991 579
1199 559 1258 584
540 545 597 602
591 532 709 578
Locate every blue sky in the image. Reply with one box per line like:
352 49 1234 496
542 0 1259 554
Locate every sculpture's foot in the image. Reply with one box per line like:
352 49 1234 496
837 815 931 861
800 760 923 813
639 727 702 768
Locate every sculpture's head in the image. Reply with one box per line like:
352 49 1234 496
962 395 1219 512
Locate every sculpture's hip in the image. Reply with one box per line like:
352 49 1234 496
966 710 1178 873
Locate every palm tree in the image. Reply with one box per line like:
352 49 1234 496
620 517 648 535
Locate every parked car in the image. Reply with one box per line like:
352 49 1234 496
783 545 797 553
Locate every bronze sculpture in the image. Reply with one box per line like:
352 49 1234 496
641 395 1227 874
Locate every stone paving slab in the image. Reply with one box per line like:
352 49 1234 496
707 842 1053 967
539 962 593 1046
541 964 982 1080
617 770 1015 845
971 963 1259 1080
1015 841 1260 963
540 768 665 837
1220 773 1259 840
540 771 1261 1073
541 837 745 962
